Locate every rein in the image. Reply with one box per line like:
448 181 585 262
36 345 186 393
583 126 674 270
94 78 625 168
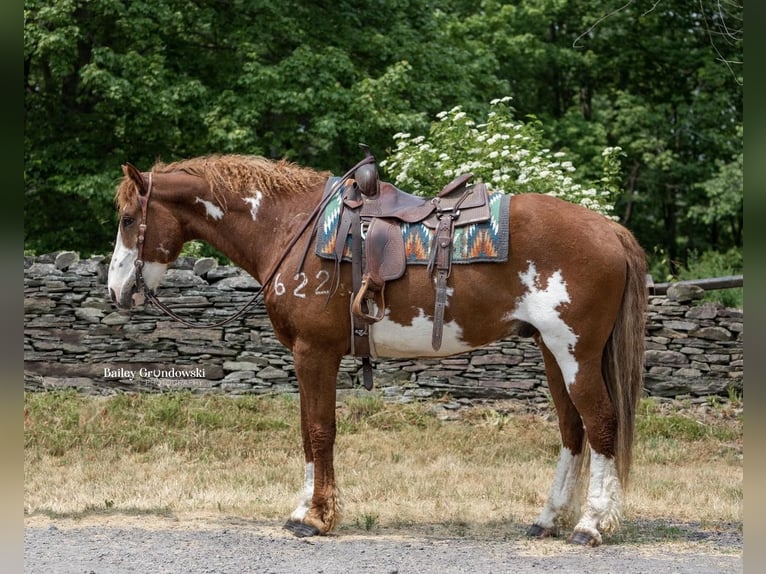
132 155 375 328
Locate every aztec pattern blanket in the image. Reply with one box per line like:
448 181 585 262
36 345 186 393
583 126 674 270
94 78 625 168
314 178 511 265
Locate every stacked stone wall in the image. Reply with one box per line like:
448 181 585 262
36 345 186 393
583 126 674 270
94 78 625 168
24 253 743 402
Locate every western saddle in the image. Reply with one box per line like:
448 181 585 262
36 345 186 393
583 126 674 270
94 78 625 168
329 146 490 389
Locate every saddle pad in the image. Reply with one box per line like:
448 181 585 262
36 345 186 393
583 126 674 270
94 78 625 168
315 178 511 264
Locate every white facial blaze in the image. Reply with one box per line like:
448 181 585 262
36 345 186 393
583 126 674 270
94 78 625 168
108 227 138 298
508 261 579 388
195 197 224 220
108 227 168 306
243 192 263 222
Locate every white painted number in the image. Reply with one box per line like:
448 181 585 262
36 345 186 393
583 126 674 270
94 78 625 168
274 273 286 296
315 269 331 296
273 270 333 298
293 272 308 298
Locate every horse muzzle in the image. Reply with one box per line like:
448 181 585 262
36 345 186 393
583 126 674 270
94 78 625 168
109 282 146 309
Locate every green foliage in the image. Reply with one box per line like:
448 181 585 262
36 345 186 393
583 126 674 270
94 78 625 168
354 513 380 531
677 248 743 308
380 97 622 217
649 245 743 308
24 0 743 273
688 128 743 250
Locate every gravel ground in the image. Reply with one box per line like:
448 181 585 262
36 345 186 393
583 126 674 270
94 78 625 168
25 398 742 573
25 515 742 574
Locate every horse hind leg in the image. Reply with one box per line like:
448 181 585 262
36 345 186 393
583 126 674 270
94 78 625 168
565 356 623 547
534 347 624 547
529 337 625 546
528 338 588 539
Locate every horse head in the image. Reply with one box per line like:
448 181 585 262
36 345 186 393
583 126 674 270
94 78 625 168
108 163 184 309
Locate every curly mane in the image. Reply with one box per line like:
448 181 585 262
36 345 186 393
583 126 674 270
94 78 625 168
115 154 329 210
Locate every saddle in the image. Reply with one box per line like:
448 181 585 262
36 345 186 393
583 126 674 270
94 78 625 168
331 147 490 388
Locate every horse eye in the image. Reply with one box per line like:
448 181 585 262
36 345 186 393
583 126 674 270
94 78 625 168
122 216 135 227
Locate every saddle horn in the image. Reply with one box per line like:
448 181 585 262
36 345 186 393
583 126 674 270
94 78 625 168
355 143 379 198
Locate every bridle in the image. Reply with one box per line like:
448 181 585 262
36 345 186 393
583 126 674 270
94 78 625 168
130 154 375 328
132 172 262 327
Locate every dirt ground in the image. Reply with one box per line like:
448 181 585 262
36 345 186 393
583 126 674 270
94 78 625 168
24 513 742 574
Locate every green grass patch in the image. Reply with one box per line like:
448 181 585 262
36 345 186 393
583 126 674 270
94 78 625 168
337 394 441 433
637 397 741 442
24 390 300 458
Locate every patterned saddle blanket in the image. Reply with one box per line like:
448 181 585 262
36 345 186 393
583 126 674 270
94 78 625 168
314 178 511 265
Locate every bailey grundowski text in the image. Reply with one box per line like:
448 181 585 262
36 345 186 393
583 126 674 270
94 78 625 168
103 367 207 379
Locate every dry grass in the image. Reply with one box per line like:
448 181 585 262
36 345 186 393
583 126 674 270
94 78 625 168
24 390 742 540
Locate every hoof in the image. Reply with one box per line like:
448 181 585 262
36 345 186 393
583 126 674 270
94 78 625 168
567 530 600 546
527 524 558 538
283 520 321 538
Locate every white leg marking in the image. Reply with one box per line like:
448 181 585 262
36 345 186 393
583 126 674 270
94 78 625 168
290 462 315 521
573 450 622 543
534 447 582 529
195 197 224 220
507 261 579 387
243 192 263 222
370 308 476 358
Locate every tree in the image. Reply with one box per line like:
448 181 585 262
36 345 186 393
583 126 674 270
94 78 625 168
24 0 743 272
24 0 506 255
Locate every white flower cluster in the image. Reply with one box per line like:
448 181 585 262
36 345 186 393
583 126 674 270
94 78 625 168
380 98 621 218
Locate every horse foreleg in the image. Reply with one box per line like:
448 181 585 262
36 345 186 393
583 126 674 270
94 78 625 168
286 390 315 529
284 342 342 537
528 339 587 539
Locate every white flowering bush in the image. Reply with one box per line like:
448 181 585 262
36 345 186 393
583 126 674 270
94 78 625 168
379 97 622 217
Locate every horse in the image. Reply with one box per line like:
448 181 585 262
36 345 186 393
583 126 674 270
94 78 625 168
107 153 648 546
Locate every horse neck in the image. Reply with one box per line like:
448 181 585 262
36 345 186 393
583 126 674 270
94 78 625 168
174 177 321 283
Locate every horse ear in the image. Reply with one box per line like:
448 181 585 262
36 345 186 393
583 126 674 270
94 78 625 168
122 162 148 195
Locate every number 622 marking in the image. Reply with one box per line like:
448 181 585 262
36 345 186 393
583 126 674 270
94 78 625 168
273 270 331 298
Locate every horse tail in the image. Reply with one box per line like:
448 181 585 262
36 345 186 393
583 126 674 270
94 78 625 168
603 221 648 489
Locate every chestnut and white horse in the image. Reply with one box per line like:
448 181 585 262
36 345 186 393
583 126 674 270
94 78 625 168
108 154 647 546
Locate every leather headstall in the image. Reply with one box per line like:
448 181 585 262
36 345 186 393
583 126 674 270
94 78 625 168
133 172 153 295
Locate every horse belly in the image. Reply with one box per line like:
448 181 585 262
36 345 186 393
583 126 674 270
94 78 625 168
370 308 481 359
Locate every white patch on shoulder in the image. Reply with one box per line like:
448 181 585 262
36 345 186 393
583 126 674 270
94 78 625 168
243 192 263 222
508 261 579 387
195 197 224 220
370 308 476 358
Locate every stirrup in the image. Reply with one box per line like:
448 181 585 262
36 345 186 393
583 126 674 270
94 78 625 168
351 277 386 323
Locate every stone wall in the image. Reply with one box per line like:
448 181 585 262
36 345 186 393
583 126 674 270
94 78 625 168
24 253 743 402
